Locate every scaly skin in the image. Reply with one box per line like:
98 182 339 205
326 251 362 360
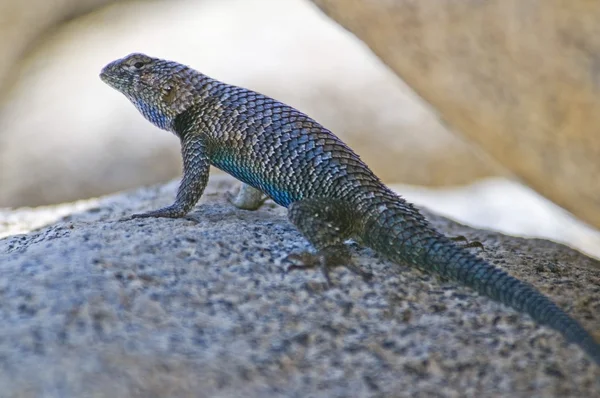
100 53 600 365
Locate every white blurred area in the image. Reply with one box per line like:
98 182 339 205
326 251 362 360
0 0 496 208
392 178 600 259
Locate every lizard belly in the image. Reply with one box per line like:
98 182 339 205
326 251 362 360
211 158 299 207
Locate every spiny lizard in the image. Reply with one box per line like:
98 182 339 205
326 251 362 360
100 53 600 365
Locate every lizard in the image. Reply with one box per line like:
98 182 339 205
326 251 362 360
100 53 600 365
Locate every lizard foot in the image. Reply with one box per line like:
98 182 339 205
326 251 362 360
449 235 485 251
119 205 192 222
286 247 373 287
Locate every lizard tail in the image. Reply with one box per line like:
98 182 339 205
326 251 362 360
362 206 600 365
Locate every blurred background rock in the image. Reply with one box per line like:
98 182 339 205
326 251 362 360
311 0 600 232
1 0 599 257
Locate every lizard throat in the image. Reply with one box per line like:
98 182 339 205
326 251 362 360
133 98 172 131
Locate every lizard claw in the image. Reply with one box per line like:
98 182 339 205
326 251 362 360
285 249 372 287
118 206 196 222
286 251 334 287
449 235 485 251
117 213 156 222
118 212 165 222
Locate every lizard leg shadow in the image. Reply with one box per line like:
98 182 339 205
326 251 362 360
286 197 372 286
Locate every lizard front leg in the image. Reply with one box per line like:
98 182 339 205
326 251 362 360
130 136 210 219
286 197 372 285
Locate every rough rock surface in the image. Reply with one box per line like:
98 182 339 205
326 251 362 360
310 0 600 230
0 0 499 208
1 175 599 397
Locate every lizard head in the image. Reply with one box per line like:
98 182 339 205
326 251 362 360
100 53 199 132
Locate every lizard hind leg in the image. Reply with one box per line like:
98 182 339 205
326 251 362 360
286 198 372 285
226 183 268 210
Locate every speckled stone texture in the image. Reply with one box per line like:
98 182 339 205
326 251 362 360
1 175 599 397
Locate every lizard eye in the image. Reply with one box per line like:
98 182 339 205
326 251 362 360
133 61 145 69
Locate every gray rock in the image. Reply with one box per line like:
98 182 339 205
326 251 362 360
1 175 599 397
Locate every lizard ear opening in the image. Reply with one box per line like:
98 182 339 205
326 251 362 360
163 84 176 104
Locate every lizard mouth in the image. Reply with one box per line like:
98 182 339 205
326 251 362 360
99 67 113 86
99 60 120 87
99 73 111 88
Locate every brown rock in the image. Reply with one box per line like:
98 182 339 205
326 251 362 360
310 0 600 229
